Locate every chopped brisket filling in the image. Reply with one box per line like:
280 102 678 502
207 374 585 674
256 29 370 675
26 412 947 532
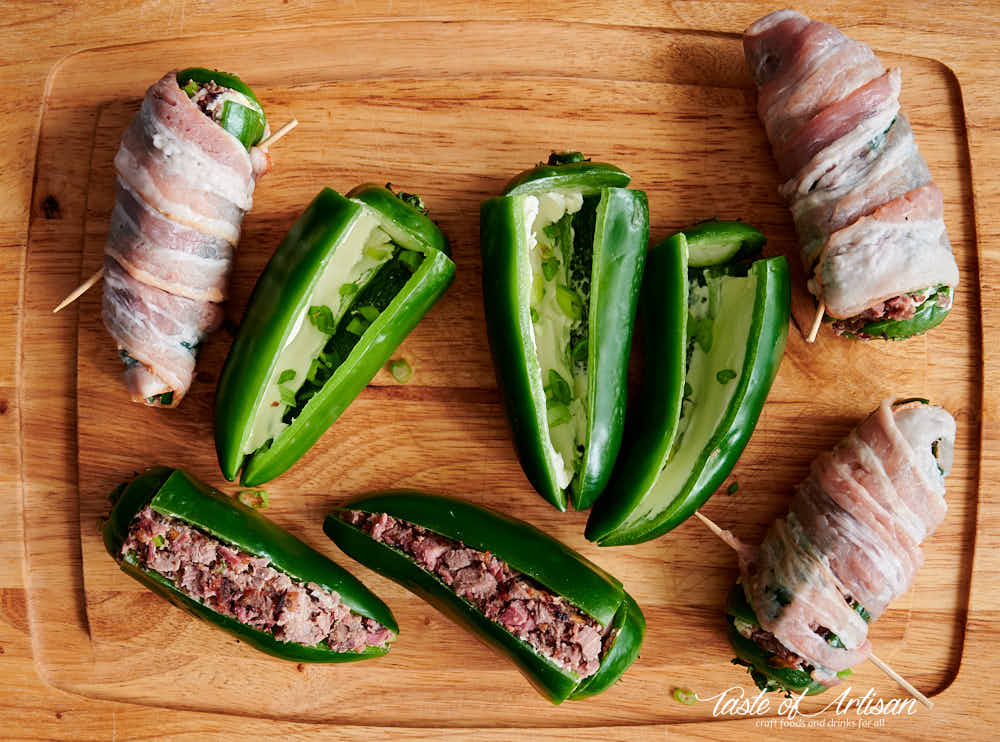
122 506 393 652
341 510 614 678
831 289 946 337
190 81 235 123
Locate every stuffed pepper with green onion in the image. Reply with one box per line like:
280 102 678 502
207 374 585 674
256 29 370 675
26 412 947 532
215 185 455 486
104 467 398 661
323 492 645 704
481 152 648 511
587 221 790 546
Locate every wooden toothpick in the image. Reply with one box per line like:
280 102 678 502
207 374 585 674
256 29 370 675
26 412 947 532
694 509 933 709
259 118 298 151
51 117 298 313
806 300 826 343
52 266 104 313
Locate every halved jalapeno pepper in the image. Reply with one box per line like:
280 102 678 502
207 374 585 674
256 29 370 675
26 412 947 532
103 467 398 662
586 222 790 545
481 152 648 511
215 185 455 486
322 491 645 704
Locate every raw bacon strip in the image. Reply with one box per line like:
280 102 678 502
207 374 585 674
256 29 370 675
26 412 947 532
813 185 958 318
102 257 222 404
102 70 269 406
104 179 234 303
744 11 959 325
741 399 955 685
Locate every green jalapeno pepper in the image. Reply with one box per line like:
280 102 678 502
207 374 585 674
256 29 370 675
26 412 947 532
103 467 398 662
176 67 267 150
724 584 829 696
322 491 645 704
481 152 648 512
831 284 953 340
586 222 790 545
215 185 455 486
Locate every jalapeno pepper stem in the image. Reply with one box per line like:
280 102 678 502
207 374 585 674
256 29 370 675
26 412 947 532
52 120 298 314
259 118 298 151
696 509 934 708
806 301 826 343
52 266 104 313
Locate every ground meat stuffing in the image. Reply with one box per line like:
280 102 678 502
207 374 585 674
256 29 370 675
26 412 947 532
341 510 615 679
122 506 393 652
190 81 232 123
831 290 932 337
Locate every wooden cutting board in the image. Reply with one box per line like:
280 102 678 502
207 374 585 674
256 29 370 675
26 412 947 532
19 15 984 732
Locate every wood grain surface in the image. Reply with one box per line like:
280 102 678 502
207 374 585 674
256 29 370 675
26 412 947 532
6 2 1000 740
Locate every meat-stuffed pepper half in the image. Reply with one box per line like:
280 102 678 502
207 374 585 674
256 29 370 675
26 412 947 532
215 185 455 486
744 11 960 339
104 467 397 661
324 492 645 703
481 152 648 511
103 68 271 407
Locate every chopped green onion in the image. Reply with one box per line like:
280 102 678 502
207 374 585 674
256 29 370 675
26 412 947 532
363 243 394 261
544 369 573 406
181 80 200 97
357 305 380 323
346 316 370 335
673 687 697 706
541 257 560 281
727 481 739 495
146 391 174 406
530 307 539 323
339 282 359 298
277 369 296 384
836 669 853 680
237 489 269 509
555 285 583 321
547 403 571 427
716 368 737 384
853 601 872 623
399 250 423 272
308 305 337 334
571 339 588 366
152 535 164 548
532 274 545 305
388 358 412 384
279 385 298 407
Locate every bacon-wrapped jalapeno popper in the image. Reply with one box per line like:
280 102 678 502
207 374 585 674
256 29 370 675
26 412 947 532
724 399 955 693
104 467 398 661
323 492 645 704
744 11 960 339
586 221 790 546
103 68 271 407
481 152 648 511
215 185 454 486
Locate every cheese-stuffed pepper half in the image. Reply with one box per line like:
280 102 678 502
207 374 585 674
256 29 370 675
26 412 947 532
481 152 648 511
215 185 455 486
587 221 790 545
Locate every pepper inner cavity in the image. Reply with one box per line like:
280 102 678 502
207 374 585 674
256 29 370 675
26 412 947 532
123 506 393 652
524 190 595 490
341 509 615 678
